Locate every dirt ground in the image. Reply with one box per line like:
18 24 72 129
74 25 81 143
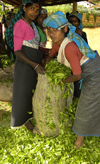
83 27 100 55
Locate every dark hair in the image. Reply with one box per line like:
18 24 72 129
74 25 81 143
61 26 70 37
22 0 41 17
66 12 70 19
25 0 41 8
11 9 14 12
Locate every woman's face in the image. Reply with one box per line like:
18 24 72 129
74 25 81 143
23 3 40 21
69 16 79 29
37 14 47 26
47 26 67 45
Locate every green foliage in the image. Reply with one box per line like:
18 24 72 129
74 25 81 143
45 59 71 91
45 4 100 27
0 8 3 16
93 14 97 22
0 79 13 85
0 55 14 69
86 12 90 21
90 0 100 5
0 3 100 28
45 4 72 15
0 111 10 120
45 95 56 129
0 99 100 163
83 24 95 28
97 23 100 27
0 4 100 162
14 9 18 14
0 101 12 121
90 9 100 16
0 3 12 17
45 59 73 106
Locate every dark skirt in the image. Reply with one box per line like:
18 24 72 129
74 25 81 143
11 46 44 127
73 80 81 98
73 53 100 136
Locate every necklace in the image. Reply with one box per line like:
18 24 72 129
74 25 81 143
22 16 33 29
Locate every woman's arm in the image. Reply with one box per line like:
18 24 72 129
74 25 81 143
15 50 38 68
63 73 82 83
15 50 45 74
43 43 59 68
64 42 83 83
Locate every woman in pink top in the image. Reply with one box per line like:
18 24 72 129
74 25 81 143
5 0 45 132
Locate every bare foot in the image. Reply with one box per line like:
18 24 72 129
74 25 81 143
74 135 84 149
24 120 34 132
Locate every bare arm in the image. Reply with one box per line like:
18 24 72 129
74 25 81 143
63 73 82 83
43 43 59 68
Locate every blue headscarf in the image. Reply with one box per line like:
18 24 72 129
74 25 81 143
43 11 96 59
68 11 83 30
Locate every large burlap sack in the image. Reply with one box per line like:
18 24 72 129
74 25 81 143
32 74 74 136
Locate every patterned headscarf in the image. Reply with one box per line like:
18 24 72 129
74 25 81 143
43 11 68 30
43 11 96 59
68 11 83 30
5 0 41 50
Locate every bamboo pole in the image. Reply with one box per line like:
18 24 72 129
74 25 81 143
73 2 77 12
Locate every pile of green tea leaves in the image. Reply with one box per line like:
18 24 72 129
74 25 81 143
0 100 100 164
0 55 14 69
0 101 11 121
45 59 71 90
0 79 13 85
45 59 73 99
0 60 100 163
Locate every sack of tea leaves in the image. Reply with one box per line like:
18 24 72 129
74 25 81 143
32 60 74 136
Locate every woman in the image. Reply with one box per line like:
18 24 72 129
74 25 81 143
44 12 91 69
43 11 100 148
68 11 88 43
36 8 47 50
5 0 45 132
35 8 50 65
68 11 88 99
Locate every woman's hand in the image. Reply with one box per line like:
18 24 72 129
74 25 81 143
35 64 45 75
58 74 82 85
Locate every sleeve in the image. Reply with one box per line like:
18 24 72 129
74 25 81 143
65 42 82 75
49 43 59 57
14 21 25 51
